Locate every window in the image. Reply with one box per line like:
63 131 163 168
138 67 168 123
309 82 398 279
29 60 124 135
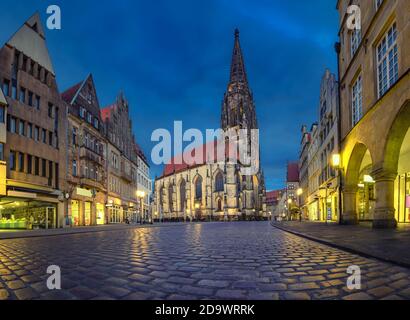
18 152 24 172
180 180 186 211
19 87 26 103
0 106 4 123
195 176 203 200
11 80 17 100
80 107 86 119
9 151 16 170
27 123 33 139
35 157 39 175
42 129 47 143
215 172 224 192
42 159 47 177
87 113 92 124
10 117 16 133
351 29 361 57
34 95 40 109
352 74 363 126
168 184 173 212
27 154 32 174
18 120 25 136
93 118 99 129
49 131 53 146
377 23 398 98
2 79 10 96
34 126 39 141
0 144 4 161
72 160 77 176
48 103 53 118
72 127 77 145
28 91 33 106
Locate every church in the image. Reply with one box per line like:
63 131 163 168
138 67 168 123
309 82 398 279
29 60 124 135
153 30 267 222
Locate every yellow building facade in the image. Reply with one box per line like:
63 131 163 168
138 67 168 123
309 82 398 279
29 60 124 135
337 0 410 227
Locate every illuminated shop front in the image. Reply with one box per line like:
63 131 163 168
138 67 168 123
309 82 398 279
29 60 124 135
107 198 123 224
395 128 410 223
84 201 91 226
71 200 80 226
0 197 57 230
96 203 105 225
356 175 375 221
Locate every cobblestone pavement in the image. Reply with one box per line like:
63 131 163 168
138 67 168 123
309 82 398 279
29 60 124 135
0 222 410 300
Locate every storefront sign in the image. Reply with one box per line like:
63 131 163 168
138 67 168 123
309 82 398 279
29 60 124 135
76 187 92 198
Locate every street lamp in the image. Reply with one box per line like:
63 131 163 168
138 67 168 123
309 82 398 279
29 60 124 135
296 188 303 222
136 190 146 224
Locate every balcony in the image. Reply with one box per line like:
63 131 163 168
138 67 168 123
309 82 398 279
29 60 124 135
121 168 133 183
80 147 105 167
79 176 105 191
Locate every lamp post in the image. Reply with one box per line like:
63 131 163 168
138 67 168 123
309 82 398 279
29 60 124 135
136 190 146 224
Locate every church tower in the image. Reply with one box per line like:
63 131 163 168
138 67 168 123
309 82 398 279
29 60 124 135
221 29 258 132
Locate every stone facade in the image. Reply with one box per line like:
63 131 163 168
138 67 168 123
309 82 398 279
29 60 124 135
300 70 340 222
336 0 410 227
154 30 267 222
0 13 67 229
62 74 108 226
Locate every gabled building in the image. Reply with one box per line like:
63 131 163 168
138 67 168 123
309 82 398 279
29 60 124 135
135 142 152 221
101 93 139 224
62 74 107 226
0 13 67 229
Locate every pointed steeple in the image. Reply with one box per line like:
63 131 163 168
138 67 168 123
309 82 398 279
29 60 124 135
229 28 248 87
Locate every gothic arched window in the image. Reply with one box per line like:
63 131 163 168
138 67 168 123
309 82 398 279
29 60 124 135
215 172 224 192
168 184 173 212
180 179 186 211
195 176 203 200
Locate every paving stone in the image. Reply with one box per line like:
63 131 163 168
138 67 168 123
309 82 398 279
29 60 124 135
6 280 25 290
0 289 10 300
14 287 39 300
288 282 320 290
367 286 395 298
342 292 373 300
69 287 98 299
215 289 247 299
283 292 311 300
198 279 229 288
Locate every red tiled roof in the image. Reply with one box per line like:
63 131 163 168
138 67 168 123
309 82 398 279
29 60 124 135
287 162 299 182
161 139 239 178
61 81 82 104
100 104 116 121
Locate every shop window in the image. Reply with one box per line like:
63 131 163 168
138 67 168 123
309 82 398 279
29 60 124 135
0 144 4 161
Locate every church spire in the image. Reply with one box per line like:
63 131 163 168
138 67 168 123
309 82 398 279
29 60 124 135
229 28 248 87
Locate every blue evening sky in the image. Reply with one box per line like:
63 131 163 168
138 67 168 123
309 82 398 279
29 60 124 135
0 0 339 190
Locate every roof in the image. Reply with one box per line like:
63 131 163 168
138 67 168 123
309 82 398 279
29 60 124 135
287 162 299 182
61 81 82 104
7 13 55 75
161 139 239 178
100 104 116 121
0 88 7 105
134 143 149 166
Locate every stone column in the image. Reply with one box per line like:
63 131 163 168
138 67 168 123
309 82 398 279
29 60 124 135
373 170 397 229
342 186 359 225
